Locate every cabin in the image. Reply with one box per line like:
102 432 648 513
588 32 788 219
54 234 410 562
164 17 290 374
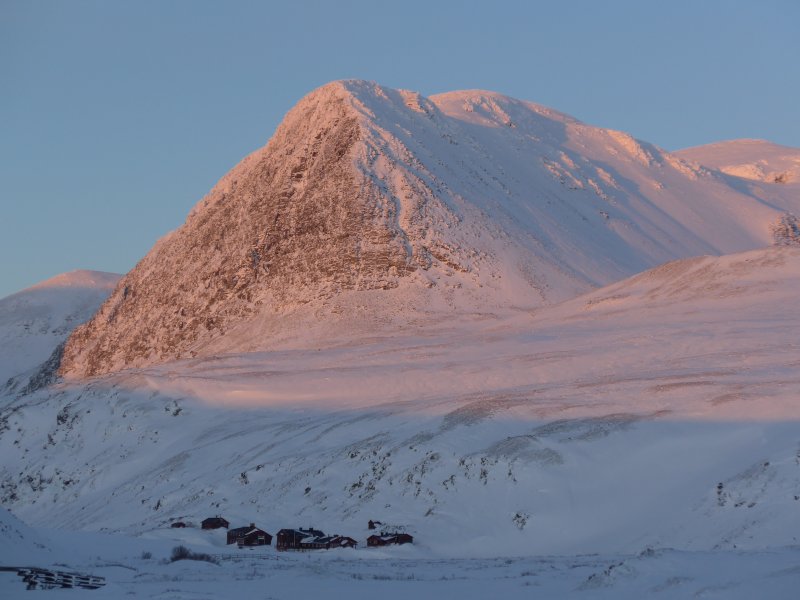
367 532 414 547
367 519 383 530
299 534 357 550
170 521 187 529
276 528 358 551
299 535 329 550
327 535 358 549
276 528 324 551
227 523 272 547
201 517 230 530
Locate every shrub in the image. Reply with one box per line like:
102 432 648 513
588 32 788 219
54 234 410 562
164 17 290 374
170 545 218 564
771 213 800 246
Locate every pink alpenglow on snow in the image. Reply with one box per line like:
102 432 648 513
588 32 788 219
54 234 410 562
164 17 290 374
55 81 800 379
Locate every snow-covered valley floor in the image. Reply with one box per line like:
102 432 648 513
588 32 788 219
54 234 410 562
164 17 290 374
2 523 799 599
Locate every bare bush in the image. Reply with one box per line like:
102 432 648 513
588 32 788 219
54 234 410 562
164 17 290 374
169 545 218 564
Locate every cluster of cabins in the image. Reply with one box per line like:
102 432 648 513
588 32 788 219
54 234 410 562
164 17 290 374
178 516 413 550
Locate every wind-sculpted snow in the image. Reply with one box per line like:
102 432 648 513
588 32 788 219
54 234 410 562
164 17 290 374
3 248 800 557
59 81 800 377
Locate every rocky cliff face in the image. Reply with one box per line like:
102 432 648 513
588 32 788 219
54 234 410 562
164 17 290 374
60 82 470 377
60 81 800 378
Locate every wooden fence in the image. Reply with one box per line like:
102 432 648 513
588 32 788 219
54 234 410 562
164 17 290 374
0 566 106 590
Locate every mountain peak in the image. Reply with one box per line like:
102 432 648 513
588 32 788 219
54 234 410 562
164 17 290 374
58 82 800 379
25 270 121 293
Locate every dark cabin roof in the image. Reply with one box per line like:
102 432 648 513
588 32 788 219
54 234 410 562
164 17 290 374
330 535 358 545
229 525 255 536
201 516 230 528
278 527 325 538
368 532 414 544
241 528 270 537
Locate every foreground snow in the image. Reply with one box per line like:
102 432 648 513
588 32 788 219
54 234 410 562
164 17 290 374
1 513 798 599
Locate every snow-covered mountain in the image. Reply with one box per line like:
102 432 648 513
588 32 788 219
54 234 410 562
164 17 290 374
59 80 800 378
0 270 120 395
3 81 800 582
3 247 799 556
675 139 800 184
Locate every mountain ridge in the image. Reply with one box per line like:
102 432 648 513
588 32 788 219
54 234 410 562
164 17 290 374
675 138 800 183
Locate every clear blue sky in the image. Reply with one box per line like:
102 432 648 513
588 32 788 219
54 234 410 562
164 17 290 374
1 0 798 298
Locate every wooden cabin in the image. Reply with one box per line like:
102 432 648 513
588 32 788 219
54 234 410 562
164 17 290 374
276 528 356 551
170 521 187 528
327 535 358 549
276 528 324 551
201 516 230 530
227 523 272 546
367 532 414 547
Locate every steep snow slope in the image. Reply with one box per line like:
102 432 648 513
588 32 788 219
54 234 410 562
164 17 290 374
60 81 800 378
4 247 799 556
675 139 800 183
0 271 120 394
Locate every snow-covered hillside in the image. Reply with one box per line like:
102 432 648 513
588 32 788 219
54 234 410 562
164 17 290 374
59 81 800 378
0 270 120 395
675 139 800 184
3 247 799 557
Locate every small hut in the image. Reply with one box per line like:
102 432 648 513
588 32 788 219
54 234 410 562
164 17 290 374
367 532 414 547
201 516 230 530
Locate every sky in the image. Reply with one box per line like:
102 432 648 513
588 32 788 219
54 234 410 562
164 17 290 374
1 0 798 298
